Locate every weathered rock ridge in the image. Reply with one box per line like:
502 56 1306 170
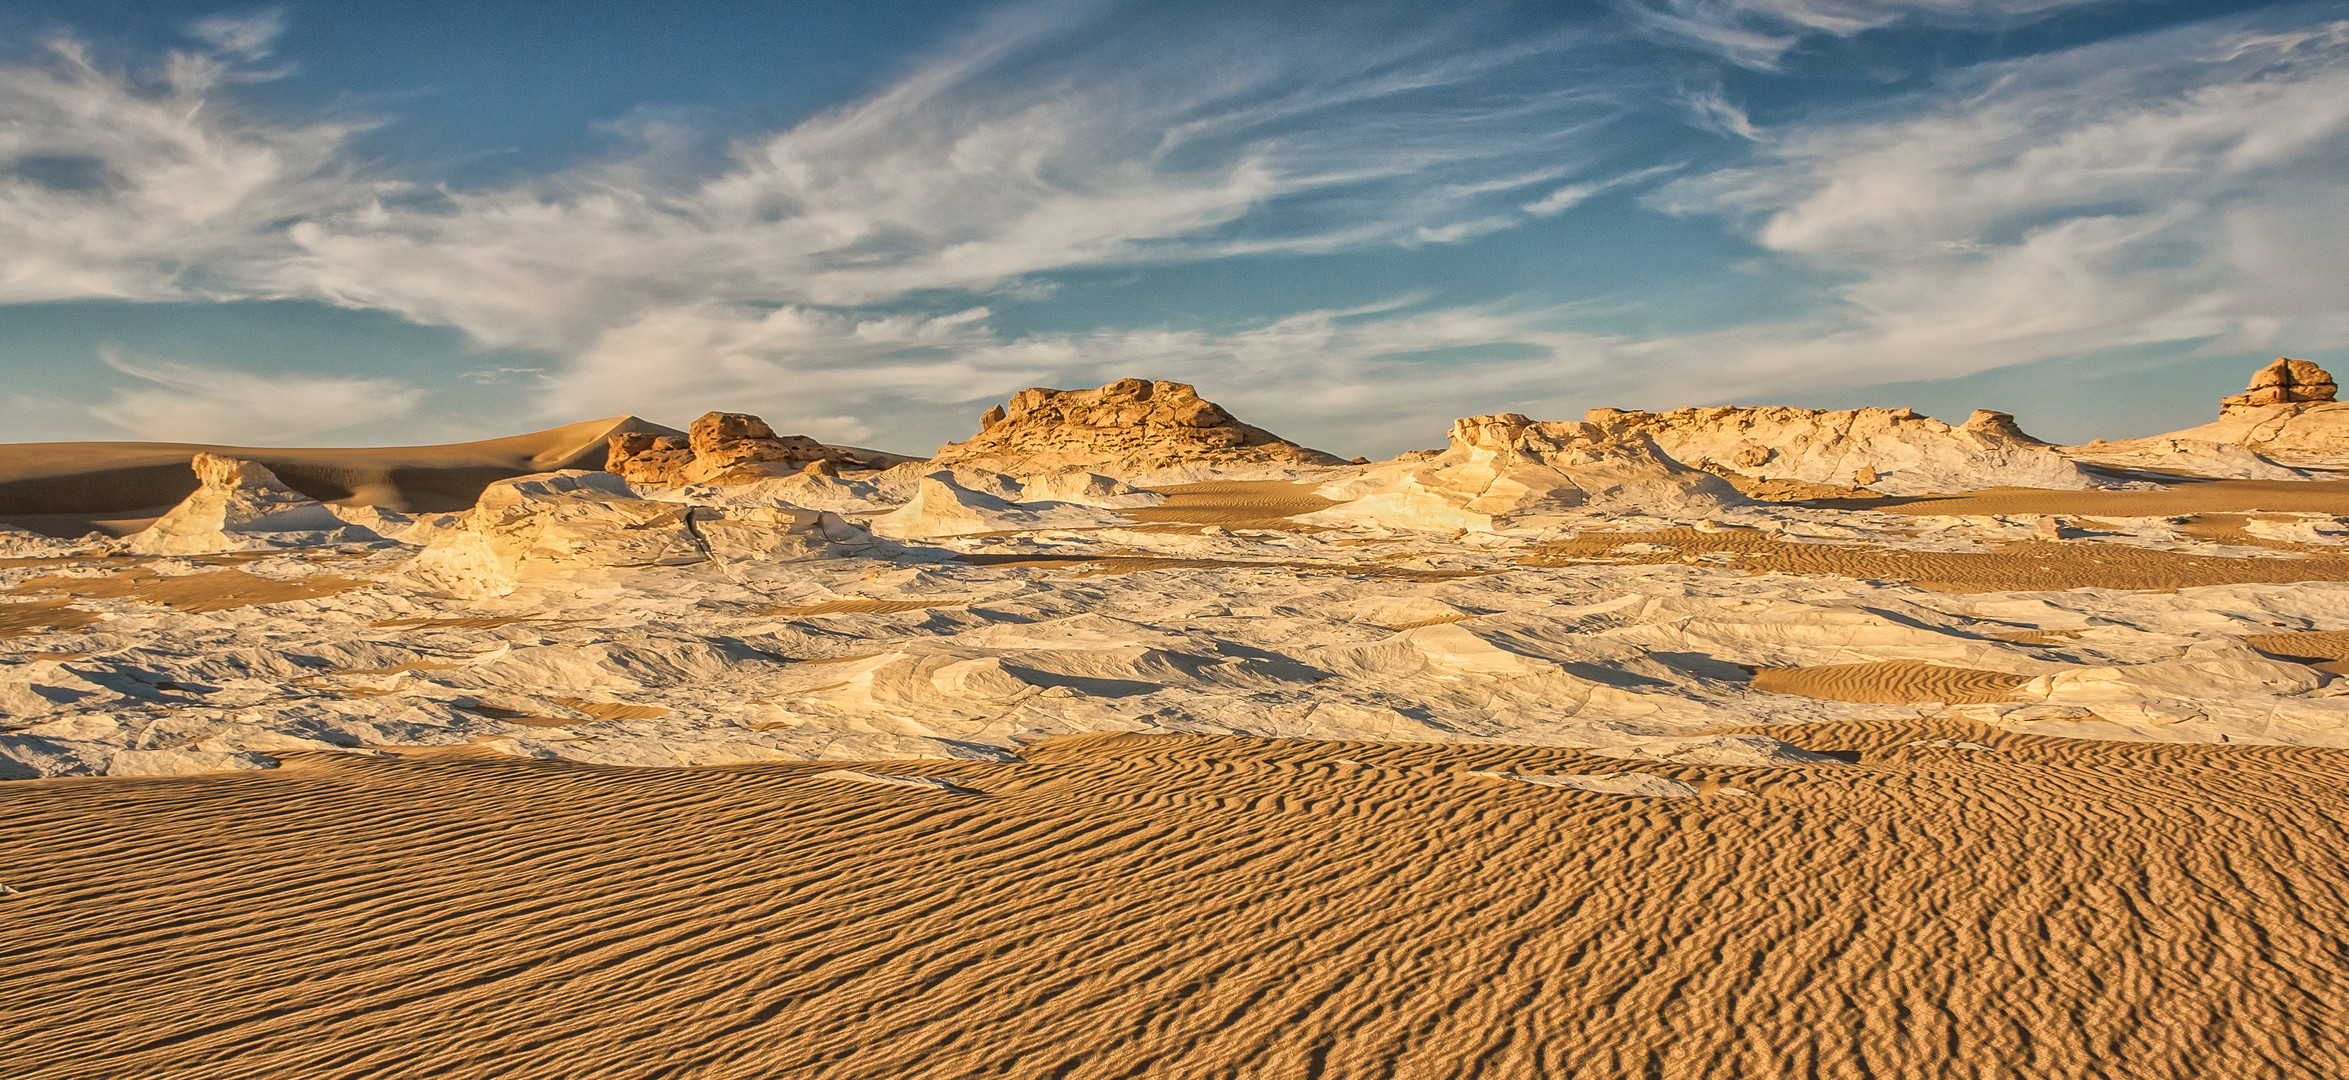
1589 405 2100 495
1312 413 1747 530
931 379 1344 476
2082 357 2346 472
607 412 907 486
407 471 871 598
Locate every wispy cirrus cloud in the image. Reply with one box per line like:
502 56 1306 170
1644 15 2349 396
0 16 377 304
1623 0 2120 69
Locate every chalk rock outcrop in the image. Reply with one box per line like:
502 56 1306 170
608 412 902 486
2115 358 2349 468
123 454 381 555
408 471 869 597
866 474 1136 540
930 379 1344 476
2062 437 2305 481
1311 414 1747 531
1588 406 2099 495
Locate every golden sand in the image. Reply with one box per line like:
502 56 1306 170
7 566 368 614
1750 660 2028 704
1529 526 2349 592
1121 479 1338 530
1809 476 2349 517
4 725 2346 1078
0 597 103 640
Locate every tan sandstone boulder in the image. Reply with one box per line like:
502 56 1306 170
929 379 1344 476
607 412 907 487
2222 357 2337 414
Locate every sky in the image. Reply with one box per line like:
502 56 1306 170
2 0 2346 458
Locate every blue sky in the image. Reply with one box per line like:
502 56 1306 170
2 0 2345 457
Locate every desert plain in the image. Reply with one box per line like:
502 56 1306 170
8 362 2349 1077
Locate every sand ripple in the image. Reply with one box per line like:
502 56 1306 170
1751 660 2028 704
5 726 2348 1078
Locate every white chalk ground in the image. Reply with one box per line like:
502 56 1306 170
11 467 2349 779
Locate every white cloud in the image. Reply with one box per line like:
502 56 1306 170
1623 0 2119 70
186 8 288 62
260 5 1621 357
91 350 425 444
1522 162 1684 216
1644 16 2349 394
0 26 375 304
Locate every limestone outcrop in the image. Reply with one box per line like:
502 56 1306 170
123 454 381 555
2082 357 2347 470
1310 413 1748 531
865 474 1138 540
2123 359 2349 467
1588 405 2100 495
930 379 1345 476
2222 357 2337 414
407 471 870 598
607 412 902 486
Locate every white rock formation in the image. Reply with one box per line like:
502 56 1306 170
1587 406 2100 495
866 474 1135 540
1309 413 1747 531
124 453 381 555
2093 358 2349 469
2062 437 2306 480
407 471 869 598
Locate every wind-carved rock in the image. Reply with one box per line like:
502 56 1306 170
123 453 380 555
406 471 872 598
1309 413 1747 531
1586 404 2098 495
606 412 869 486
2222 358 2338 415
930 379 1344 476
2077 357 2344 472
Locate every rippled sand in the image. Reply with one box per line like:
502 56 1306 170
4 725 2346 1079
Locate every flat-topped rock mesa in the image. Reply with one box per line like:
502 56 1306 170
1588 405 2100 495
123 453 381 556
930 379 1346 476
605 412 914 486
1312 413 1747 531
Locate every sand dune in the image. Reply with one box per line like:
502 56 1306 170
4 725 2346 1078
0 417 681 536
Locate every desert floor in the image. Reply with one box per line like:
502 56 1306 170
9 478 2349 1077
